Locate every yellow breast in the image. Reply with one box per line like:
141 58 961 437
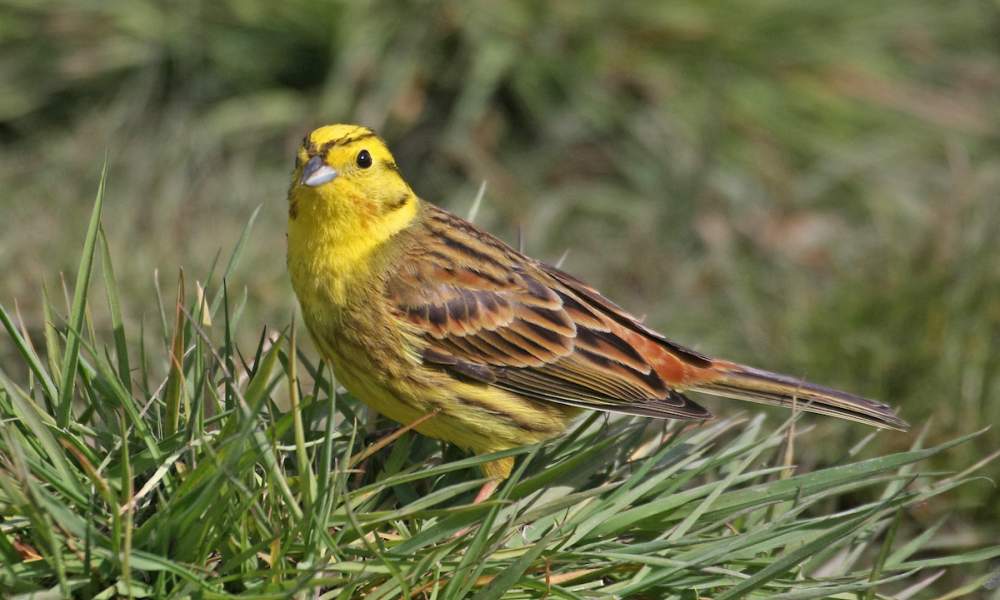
286 176 575 477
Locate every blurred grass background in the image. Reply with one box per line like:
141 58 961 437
1 0 998 555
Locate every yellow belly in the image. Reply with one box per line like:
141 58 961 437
290 245 575 478
306 319 576 477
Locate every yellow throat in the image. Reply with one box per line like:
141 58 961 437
286 124 419 306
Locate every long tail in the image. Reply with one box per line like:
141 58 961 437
692 361 909 431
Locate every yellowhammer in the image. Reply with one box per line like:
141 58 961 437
287 124 907 500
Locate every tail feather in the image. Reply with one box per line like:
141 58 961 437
692 362 909 431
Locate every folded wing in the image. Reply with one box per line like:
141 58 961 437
386 205 715 421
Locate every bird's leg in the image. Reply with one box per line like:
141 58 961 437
450 478 502 539
451 457 513 538
472 478 501 504
474 455 513 503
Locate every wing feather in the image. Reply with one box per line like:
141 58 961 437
386 204 713 421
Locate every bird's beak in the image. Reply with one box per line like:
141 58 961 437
301 156 338 187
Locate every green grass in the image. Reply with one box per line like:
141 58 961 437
1 175 999 598
3 2 999 503
2 1 1000 596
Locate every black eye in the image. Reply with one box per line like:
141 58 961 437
356 149 372 169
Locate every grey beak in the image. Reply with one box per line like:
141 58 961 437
301 156 338 187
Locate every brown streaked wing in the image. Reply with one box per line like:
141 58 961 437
538 264 715 369
385 204 712 421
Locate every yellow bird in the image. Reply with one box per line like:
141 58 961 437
287 124 907 500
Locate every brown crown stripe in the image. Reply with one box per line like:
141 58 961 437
318 130 376 155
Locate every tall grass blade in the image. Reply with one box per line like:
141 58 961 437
163 270 186 437
56 157 108 428
0 304 58 404
98 227 131 390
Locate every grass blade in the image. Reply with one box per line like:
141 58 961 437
56 157 107 428
0 304 58 404
98 226 131 390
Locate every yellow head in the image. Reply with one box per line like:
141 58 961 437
288 125 420 309
287 124 420 279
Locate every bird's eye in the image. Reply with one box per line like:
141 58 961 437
356 149 372 169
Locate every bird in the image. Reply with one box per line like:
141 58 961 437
286 123 908 501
